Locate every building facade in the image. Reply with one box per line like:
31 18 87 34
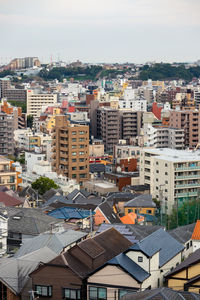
27 90 57 117
52 115 89 185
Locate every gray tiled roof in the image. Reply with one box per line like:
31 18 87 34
97 201 121 224
0 207 61 236
0 247 57 294
124 194 156 208
129 228 184 267
15 229 87 258
168 223 195 244
122 288 200 300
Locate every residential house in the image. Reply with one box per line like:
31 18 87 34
94 201 121 226
124 194 156 216
106 192 141 215
15 229 87 258
191 220 200 252
120 212 144 225
0 207 61 254
166 248 200 293
0 247 58 300
30 228 132 300
87 228 184 299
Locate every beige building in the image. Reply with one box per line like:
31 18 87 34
89 140 104 157
0 157 18 191
52 115 89 186
26 90 57 117
140 148 200 214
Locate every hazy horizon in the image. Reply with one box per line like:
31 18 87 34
1 0 200 64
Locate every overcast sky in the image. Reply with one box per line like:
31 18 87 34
1 0 200 64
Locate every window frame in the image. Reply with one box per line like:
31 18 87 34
89 286 107 300
35 285 52 297
63 288 81 299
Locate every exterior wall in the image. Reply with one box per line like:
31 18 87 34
89 144 104 157
87 265 140 300
188 279 200 293
126 251 151 273
0 158 17 191
52 115 89 185
94 208 109 226
27 90 57 117
124 207 156 216
25 152 46 173
0 215 8 256
31 265 82 300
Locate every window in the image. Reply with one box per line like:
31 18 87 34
156 162 159 165
72 167 77 171
72 138 76 142
156 170 159 173
72 152 77 156
79 151 84 155
186 242 189 250
165 163 168 167
80 145 84 148
79 131 85 135
138 256 143 262
89 287 107 300
72 174 76 178
35 285 52 297
165 172 168 175
72 159 76 163
79 166 84 170
165 181 168 184
165 189 168 192
190 240 192 247
128 209 133 213
79 158 84 162
146 210 152 214
72 131 76 135
79 138 84 142
156 178 158 182
72 145 77 149
63 288 80 299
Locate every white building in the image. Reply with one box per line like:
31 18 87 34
140 148 200 214
27 90 57 117
25 151 46 173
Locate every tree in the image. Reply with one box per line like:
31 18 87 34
27 115 34 128
31 177 59 195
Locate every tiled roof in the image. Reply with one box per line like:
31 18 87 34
124 194 156 208
120 213 144 225
0 191 23 207
47 206 94 219
168 223 195 244
122 288 200 300
192 220 200 240
97 201 121 224
128 228 184 267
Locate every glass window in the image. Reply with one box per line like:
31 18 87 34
80 145 84 148
72 152 77 156
138 256 143 262
72 159 76 162
63 288 81 299
79 158 84 162
72 131 76 135
89 287 107 300
72 138 76 142
35 285 52 297
72 145 77 149
79 151 84 155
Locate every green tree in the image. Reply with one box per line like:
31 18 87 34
31 177 59 195
27 115 34 128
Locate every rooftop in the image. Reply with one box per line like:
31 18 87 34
144 148 200 162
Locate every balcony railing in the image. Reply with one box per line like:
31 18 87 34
176 166 200 171
175 191 198 198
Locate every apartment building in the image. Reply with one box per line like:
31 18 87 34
52 115 89 185
97 108 120 154
27 90 57 117
14 129 41 151
119 97 147 111
121 110 143 142
169 109 200 149
143 124 185 149
3 89 27 103
0 157 18 191
0 78 11 98
140 148 200 214
194 88 200 109
0 112 14 156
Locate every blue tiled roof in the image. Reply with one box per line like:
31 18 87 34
108 253 150 283
128 228 184 267
47 207 94 219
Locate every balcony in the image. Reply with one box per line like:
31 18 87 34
175 183 200 189
176 166 200 171
175 175 200 180
175 191 198 198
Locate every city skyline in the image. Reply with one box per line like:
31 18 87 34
0 0 200 64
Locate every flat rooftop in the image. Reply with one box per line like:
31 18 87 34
144 148 200 162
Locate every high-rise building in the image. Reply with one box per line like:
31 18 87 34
140 148 200 214
169 110 200 149
27 90 57 117
96 108 120 154
0 112 14 156
0 78 11 99
52 115 89 185
121 110 143 142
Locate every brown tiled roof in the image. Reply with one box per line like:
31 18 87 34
78 239 105 259
191 220 200 240
0 191 23 207
58 227 133 278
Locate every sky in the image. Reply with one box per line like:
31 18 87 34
0 0 200 64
